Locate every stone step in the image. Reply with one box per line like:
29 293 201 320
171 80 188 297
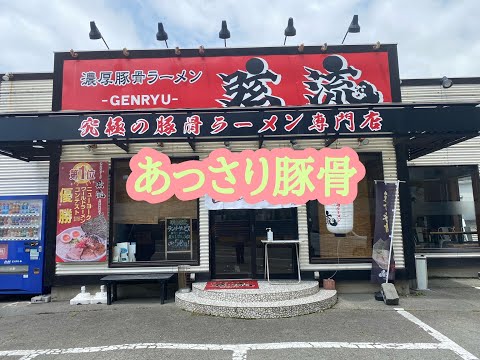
175 289 337 319
192 280 320 302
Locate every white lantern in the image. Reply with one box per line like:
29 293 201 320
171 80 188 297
324 203 354 235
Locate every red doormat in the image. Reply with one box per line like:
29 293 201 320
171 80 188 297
205 280 259 290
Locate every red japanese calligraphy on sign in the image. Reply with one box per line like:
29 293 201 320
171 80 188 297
59 51 395 111
127 147 365 206
56 162 109 263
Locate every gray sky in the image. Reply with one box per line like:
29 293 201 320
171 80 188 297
0 0 478 79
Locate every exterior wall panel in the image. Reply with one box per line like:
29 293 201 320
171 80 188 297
0 79 52 196
57 138 404 275
403 83 480 173
401 83 480 103
0 79 53 112
0 157 49 196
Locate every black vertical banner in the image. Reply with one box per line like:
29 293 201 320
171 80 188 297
371 182 397 283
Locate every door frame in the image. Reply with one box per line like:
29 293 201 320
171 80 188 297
209 208 299 279
209 209 257 279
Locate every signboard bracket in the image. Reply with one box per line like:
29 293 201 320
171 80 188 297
0 149 29 162
187 137 196 152
258 135 264 149
325 135 339 148
112 139 129 153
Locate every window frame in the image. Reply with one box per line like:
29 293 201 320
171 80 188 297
108 157 201 268
408 164 480 253
307 152 384 264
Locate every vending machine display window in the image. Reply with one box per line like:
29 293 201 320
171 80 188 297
0 195 47 294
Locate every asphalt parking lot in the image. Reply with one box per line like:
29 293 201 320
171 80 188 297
0 278 479 360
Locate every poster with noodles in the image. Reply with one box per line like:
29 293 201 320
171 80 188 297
56 162 109 263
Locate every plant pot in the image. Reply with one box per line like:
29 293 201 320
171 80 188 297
323 278 336 290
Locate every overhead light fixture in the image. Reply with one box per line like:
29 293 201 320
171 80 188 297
283 17 296 45
2 72 12 81
373 41 381 50
32 140 44 149
122 47 130 57
219 20 231 47
441 76 453 89
175 47 181 56
321 43 328 51
89 21 110 49
342 15 360 44
69 49 78 58
156 22 169 48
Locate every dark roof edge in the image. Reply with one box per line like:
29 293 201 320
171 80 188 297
401 77 480 86
0 72 53 81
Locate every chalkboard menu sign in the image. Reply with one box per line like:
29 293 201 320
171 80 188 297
165 218 192 254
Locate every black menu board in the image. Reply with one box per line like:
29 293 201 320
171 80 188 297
166 218 191 253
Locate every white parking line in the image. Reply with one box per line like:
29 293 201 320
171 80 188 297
395 308 478 360
0 308 476 360
0 341 452 360
474 287 480 290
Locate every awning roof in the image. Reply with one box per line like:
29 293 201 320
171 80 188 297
0 102 479 161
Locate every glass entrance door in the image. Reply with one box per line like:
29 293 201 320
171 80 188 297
210 208 298 279
210 209 253 278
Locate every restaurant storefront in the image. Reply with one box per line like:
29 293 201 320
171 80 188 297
1 44 480 292
53 136 402 282
52 43 405 284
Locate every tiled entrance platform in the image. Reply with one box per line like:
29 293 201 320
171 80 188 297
175 280 337 319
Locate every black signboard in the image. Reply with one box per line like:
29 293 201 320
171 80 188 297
165 218 192 254
1 104 480 142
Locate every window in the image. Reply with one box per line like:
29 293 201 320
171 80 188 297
307 153 383 262
110 158 199 266
409 166 480 251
